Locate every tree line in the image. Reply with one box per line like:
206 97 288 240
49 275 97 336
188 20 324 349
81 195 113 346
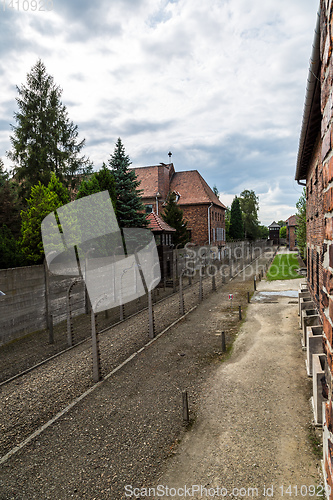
225 190 268 241
0 60 191 268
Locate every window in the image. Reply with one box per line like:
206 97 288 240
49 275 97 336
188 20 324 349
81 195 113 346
145 204 153 213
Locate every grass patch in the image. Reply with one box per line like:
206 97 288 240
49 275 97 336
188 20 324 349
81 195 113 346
266 253 300 281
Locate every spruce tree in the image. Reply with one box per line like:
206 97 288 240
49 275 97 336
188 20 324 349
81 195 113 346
7 59 92 200
229 196 244 240
108 138 147 228
162 191 190 248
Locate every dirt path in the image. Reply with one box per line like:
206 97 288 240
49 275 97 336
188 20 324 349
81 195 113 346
156 276 323 499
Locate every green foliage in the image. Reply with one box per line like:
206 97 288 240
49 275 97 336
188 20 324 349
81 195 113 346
108 138 147 228
229 197 244 240
0 225 23 268
258 225 269 239
296 188 306 260
239 189 260 240
225 206 231 241
162 191 190 248
76 163 117 212
266 253 300 280
20 176 69 264
278 219 286 227
279 226 287 239
7 59 92 200
213 184 219 197
0 160 22 238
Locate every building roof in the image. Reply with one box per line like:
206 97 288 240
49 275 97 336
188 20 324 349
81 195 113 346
170 170 226 208
133 163 174 199
268 221 280 229
147 212 176 232
286 215 298 226
295 10 321 181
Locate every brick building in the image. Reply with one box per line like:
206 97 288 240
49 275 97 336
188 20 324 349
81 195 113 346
295 4 333 495
285 215 298 251
133 163 226 246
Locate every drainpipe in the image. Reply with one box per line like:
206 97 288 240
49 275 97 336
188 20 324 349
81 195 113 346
208 203 213 245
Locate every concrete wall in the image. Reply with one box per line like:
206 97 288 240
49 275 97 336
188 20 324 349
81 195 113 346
0 265 85 346
0 265 46 345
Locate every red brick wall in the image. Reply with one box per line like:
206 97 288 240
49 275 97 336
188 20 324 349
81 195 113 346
286 225 297 250
315 3 333 495
181 204 225 246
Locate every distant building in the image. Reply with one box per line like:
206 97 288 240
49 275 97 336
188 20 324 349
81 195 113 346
133 163 226 246
285 215 298 251
268 221 280 245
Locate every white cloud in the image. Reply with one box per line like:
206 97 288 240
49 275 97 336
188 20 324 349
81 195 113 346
0 0 318 225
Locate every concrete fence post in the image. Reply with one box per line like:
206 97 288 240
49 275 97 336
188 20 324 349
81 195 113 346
48 314 54 344
211 266 216 291
66 286 73 347
44 259 50 329
148 290 155 339
179 273 185 316
221 331 226 352
120 304 124 321
182 391 189 422
91 310 101 382
199 267 203 302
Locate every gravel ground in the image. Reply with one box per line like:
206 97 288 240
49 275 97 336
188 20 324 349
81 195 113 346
157 276 323 499
0 248 313 500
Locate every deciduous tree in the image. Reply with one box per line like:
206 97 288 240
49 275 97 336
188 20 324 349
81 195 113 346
229 196 244 240
239 189 260 240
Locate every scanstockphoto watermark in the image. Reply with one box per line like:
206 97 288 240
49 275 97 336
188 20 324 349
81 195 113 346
125 484 328 498
182 242 274 280
124 484 261 498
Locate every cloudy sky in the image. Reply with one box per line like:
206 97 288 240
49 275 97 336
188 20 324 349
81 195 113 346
0 0 319 225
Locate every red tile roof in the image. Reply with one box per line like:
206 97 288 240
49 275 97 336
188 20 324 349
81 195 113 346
133 164 174 199
147 212 176 232
133 164 226 209
170 170 226 208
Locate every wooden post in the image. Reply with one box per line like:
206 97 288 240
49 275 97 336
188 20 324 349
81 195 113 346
179 273 185 316
182 391 189 422
247 291 250 303
221 331 226 353
148 290 155 339
91 310 101 383
254 276 257 291
239 305 242 320
48 314 54 344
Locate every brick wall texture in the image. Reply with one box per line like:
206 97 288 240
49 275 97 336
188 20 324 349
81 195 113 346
309 3 333 495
